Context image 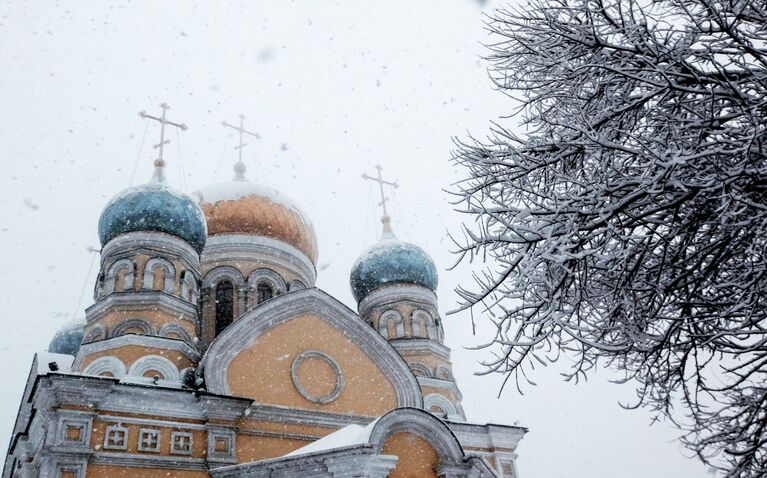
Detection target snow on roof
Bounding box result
[194,180,304,213]
[285,420,379,457]
[35,352,74,375]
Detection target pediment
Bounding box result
[200,288,422,416]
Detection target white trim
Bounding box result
[379,309,404,338]
[201,234,316,286]
[200,288,422,409]
[358,283,437,317]
[128,355,181,382]
[101,231,201,273]
[158,324,193,344]
[103,258,135,295]
[424,393,460,421]
[73,334,200,371]
[203,265,245,288]
[111,318,156,337]
[82,356,126,378]
[86,291,198,325]
[143,257,176,293]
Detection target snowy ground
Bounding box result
[0,2,710,477]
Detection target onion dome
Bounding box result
[350,218,438,303]
[48,320,84,356]
[98,165,207,253]
[194,163,318,263]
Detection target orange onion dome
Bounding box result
[193,179,318,264]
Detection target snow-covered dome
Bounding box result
[194,176,318,263]
[350,225,438,303]
[48,320,84,356]
[98,181,208,254]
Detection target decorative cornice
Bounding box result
[101,231,200,272]
[445,420,527,451]
[244,404,373,428]
[85,291,198,324]
[200,288,422,409]
[201,234,316,286]
[358,283,438,317]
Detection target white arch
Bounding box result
[423,393,460,421]
[103,259,135,295]
[128,355,181,382]
[143,258,176,293]
[159,324,193,344]
[379,310,404,339]
[202,266,244,288]
[111,318,156,337]
[247,268,286,309]
[82,356,127,378]
[412,309,435,339]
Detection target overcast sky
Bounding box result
[0,2,711,477]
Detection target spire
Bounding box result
[362,165,399,240]
[222,114,259,182]
[139,103,188,184]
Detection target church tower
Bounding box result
[73,104,205,386]
[192,116,317,351]
[350,166,465,421]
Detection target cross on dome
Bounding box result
[138,103,188,183]
[222,114,259,181]
[362,164,399,237]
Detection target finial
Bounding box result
[139,103,187,183]
[222,114,259,182]
[362,164,399,239]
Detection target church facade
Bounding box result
[3,110,525,478]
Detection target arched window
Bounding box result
[215,281,234,336]
[257,282,274,304]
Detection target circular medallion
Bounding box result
[290,350,344,404]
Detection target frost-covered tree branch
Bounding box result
[450,0,767,475]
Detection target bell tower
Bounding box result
[351,166,465,421]
[73,103,205,387]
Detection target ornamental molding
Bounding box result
[445,421,527,451]
[85,291,198,324]
[201,234,316,286]
[290,350,345,404]
[244,404,373,428]
[389,338,452,361]
[200,287,422,409]
[73,335,200,371]
[358,283,438,317]
[210,444,394,478]
[101,231,201,272]
[368,408,465,464]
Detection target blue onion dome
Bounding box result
[350,220,438,303]
[48,320,85,356]
[98,180,207,253]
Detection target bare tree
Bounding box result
[450,0,767,475]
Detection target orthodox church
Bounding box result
[3,106,525,478]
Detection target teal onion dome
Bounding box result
[98,182,207,253]
[350,229,438,303]
[48,320,84,356]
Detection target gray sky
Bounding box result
[0,2,710,476]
